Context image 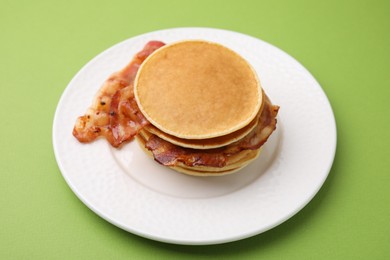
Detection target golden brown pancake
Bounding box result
[134,40,263,139]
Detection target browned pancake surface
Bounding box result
[135,40,262,139]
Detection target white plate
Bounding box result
[53,28,336,245]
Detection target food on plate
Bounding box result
[72,41,165,147]
[73,40,279,176]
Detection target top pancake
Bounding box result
[134,40,263,139]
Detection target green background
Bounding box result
[1,0,389,258]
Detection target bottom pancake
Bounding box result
[171,149,261,176]
[136,131,261,176]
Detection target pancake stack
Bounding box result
[134,40,278,176]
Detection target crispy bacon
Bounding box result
[145,98,279,167]
[223,97,280,154]
[145,136,228,167]
[73,41,165,147]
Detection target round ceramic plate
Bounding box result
[53,28,336,245]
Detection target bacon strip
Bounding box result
[145,98,279,167]
[73,41,165,147]
[145,136,228,167]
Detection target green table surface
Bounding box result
[1,0,389,259]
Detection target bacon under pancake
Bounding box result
[73,41,165,147]
[145,97,279,167]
